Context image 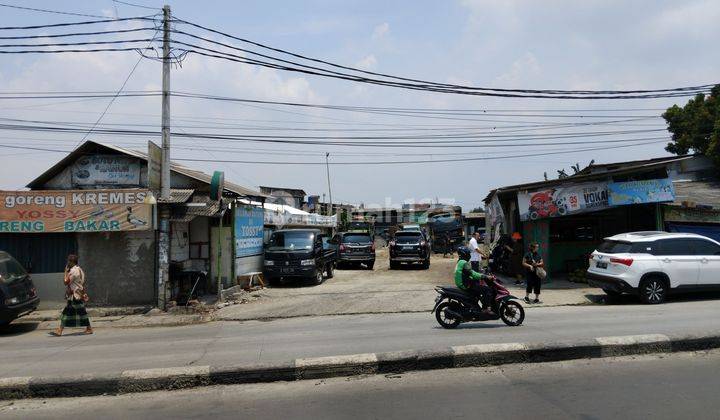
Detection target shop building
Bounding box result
[0,141,267,307]
[484,155,719,277]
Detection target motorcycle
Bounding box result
[432,276,525,329]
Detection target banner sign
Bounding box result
[235,205,264,258]
[0,189,151,233]
[147,142,162,192]
[518,182,609,221]
[608,178,675,206]
[264,211,337,228]
[72,155,141,186]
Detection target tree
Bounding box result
[663,85,720,167]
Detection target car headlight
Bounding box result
[5,297,19,305]
[264,260,274,266]
[300,259,315,266]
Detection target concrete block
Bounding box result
[29,373,121,398]
[295,353,378,380]
[596,334,671,357]
[524,339,602,362]
[0,377,31,400]
[119,366,211,393]
[415,347,454,371]
[452,343,528,367]
[376,350,420,374]
[210,362,296,384]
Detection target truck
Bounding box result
[263,229,337,286]
[426,210,464,254]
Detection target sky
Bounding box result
[0,0,719,210]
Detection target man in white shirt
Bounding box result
[468,231,487,272]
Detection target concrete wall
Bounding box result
[77,230,155,306]
[32,272,66,309]
[171,221,189,262]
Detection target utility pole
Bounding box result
[157,5,171,310]
[325,152,333,217]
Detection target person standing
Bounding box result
[522,242,545,304]
[468,231,486,272]
[52,254,92,336]
[442,231,452,258]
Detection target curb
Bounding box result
[2,332,719,400]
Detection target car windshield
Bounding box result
[596,240,633,254]
[0,253,27,284]
[268,232,314,250]
[342,234,372,244]
[395,233,422,244]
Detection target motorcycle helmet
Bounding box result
[457,246,471,261]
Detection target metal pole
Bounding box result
[160,5,171,200]
[157,5,171,310]
[325,152,333,217]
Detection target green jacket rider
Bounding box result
[455,246,493,311]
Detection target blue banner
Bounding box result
[235,205,264,257]
[608,178,675,206]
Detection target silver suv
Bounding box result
[587,231,720,304]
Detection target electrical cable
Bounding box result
[0,16,155,31]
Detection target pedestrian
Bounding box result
[468,231,486,272]
[522,242,545,304]
[443,231,452,258]
[509,233,524,285]
[51,254,92,336]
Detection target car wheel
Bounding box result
[367,262,374,270]
[422,259,430,269]
[326,263,335,279]
[389,261,399,270]
[314,268,324,285]
[639,277,667,304]
[602,289,622,297]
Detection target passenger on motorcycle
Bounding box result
[455,246,495,314]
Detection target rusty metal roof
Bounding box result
[158,189,194,204]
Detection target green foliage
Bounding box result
[663,85,720,167]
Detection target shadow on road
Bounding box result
[586,291,720,306]
[0,321,39,336]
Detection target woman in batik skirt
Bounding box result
[51,254,92,336]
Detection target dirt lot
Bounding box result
[216,249,599,321]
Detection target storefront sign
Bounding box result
[0,189,151,233]
[235,205,264,257]
[72,155,141,186]
[518,182,609,221]
[608,178,675,206]
[264,211,337,228]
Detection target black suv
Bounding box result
[389,231,431,269]
[0,251,40,326]
[334,232,376,269]
[263,229,337,286]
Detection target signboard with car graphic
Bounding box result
[517,182,609,221]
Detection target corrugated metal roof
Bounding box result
[158,189,194,204]
[26,141,269,199]
[671,180,720,209]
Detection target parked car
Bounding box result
[586,231,720,304]
[0,251,40,326]
[263,229,337,286]
[334,232,376,269]
[389,231,431,269]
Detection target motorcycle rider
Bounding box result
[455,246,495,314]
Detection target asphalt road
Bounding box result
[3,350,719,419]
[2,298,720,378]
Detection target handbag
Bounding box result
[535,266,547,280]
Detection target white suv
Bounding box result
[587,231,720,304]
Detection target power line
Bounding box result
[0,2,107,18]
[0,27,158,40]
[73,30,160,147]
[112,0,160,11]
[170,17,716,98]
[0,16,154,31]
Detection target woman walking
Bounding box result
[522,242,545,304]
[52,254,92,336]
